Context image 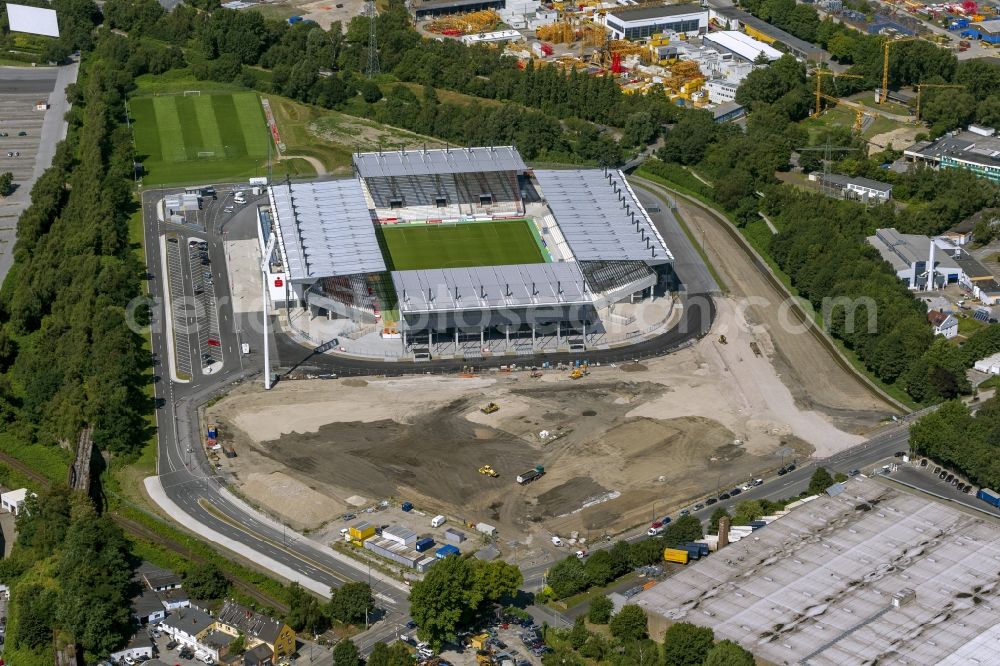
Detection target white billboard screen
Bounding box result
[6,4,60,38]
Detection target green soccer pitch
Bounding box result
[376,219,547,271]
[129,92,273,186]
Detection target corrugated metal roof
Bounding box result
[607,3,705,22]
[353,146,526,179]
[392,262,590,314]
[270,179,385,280]
[534,169,672,263]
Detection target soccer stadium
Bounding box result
[264,146,672,356]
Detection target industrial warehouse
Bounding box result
[632,477,1000,666]
[263,146,672,357]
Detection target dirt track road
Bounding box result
[636,177,899,429]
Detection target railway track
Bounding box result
[0,450,289,614]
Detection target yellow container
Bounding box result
[664,548,690,564]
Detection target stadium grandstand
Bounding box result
[265,146,672,357]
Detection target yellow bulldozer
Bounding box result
[479,465,499,477]
[570,364,589,379]
[481,402,499,414]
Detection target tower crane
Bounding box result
[915,83,967,121]
[813,69,866,118]
[879,37,917,104]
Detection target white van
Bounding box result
[431,515,446,528]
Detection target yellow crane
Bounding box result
[915,83,967,121]
[879,37,917,104]
[815,93,869,133]
[813,69,865,118]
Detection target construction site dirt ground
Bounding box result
[206,293,895,562]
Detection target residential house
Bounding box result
[133,588,167,625]
[243,643,274,666]
[159,606,215,651]
[927,310,958,339]
[215,600,296,660]
[201,629,237,662]
[110,633,155,663]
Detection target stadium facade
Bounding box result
[265,146,672,352]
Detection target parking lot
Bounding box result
[0,95,46,188]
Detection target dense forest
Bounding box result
[910,395,1000,489]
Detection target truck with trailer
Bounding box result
[516,465,545,484]
[663,548,689,564]
[977,488,1000,508]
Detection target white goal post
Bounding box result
[197,151,215,158]
[183,90,202,96]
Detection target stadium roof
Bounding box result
[392,262,590,314]
[534,169,672,264]
[270,180,386,281]
[633,477,1000,666]
[353,146,526,179]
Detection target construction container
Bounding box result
[663,548,689,564]
[287,15,302,24]
[681,544,701,560]
[444,528,466,544]
[436,544,460,559]
[749,520,767,530]
[686,542,709,557]
[415,537,435,552]
[476,522,497,537]
[349,520,376,542]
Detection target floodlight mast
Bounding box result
[261,233,278,390]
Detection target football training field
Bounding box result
[377,219,547,271]
[129,92,273,186]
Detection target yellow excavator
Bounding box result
[481,402,499,414]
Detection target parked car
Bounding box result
[778,467,788,476]
[920,459,928,467]
[705,497,717,506]
[165,640,177,650]
[718,492,731,500]
[693,503,704,510]
[848,469,860,477]
[730,488,742,496]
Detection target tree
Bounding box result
[547,556,589,599]
[367,641,413,666]
[409,555,482,649]
[0,172,13,197]
[472,559,523,603]
[329,582,373,625]
[569,616,589,649]
[609,605,648,643]
[662,622,715,666]
[662,515,704,546]
[333,638,360,666]
[704,640,755,666]
[708,508,730,535]
[733,500,765,524]
[584,549,615,587]
[808,467,835,494]
[183,563,230,599]
[588,595,614,624]
[288,583,331,634]
[229,632,247,656]
[362,80,383,103]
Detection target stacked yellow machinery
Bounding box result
[427,9,501,35]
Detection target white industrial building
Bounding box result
[0,488,30,516]
[702,30,781,63]
[632,477,1000,665]
[975,352,1000,374]
[461,29,522,44]
[601,3,709,40]
[704,79,739,104]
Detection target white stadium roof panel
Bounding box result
[270,180,385,280]
[534,169,672,264]
[6,3,59,37]
[393,262,590,314]
[354,146,527,179]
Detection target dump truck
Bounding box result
[481,402,499,414]
[663,548,689,564]
[517,465,545,484]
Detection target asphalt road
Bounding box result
[140,176,722,652]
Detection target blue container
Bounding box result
[749,520,767,530]
[415,537,435,552]
[287,15,303,23]
[401,501,413,512]
[687,542,709,557]
[435,544,460,559]
[681,544,700,560]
